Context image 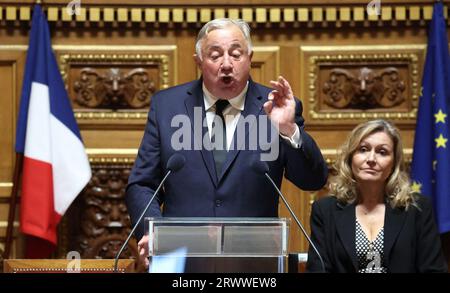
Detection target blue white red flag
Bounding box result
[16,5,91,257]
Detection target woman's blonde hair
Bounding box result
[331,119,416,209]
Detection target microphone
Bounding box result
[114,153,186,272]
[250,159,326,273]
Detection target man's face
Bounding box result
[195,25,252,99]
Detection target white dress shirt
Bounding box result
[202,82,301,151]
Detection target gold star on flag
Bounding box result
[435,134,448,148]
[411,181,422,193]
[435,109,447,124]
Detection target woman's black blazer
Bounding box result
[306,195,447,273]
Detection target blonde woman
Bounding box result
[306,120,447,273]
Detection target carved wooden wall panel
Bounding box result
[322,66,407,110]
[0,48,26,265]
[72,66,156,110]
[249,47,280,86]
[62,161,138,261]
[56,46,176,126]
[300,45,425,124]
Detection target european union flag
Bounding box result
[411,2,450,234]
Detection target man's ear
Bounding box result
[193,54,202,68]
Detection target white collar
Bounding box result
[203,81,248,111]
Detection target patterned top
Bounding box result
[356,220,387,273]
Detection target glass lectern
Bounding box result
[146,217,290,273]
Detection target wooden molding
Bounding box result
[3,259,135,273]
[0,3,448,26]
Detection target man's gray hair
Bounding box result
[195,18,252,60]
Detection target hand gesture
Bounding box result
[263,76,297,137]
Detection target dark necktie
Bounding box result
[212,99,230,177]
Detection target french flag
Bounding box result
[15,5,91,258]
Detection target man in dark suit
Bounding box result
[126,18,328,267]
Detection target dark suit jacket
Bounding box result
[306,195,447,273]
[126,78,328,239]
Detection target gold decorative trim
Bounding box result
[0,221,19,228]
[53,45,177,51]
[19,6,30,21]
[0,45,27,51]
[269,8,281,22]
[0,5,448,25]
[86,149,137,164]
[300,45,426,121]
[89,157,136,164]
[56,45,175,121]
[0,182,13,198]
[300,44,427,52]
[74,111,150,121]
[86,148,137,155]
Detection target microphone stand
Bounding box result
[264,173,326,272]
[113,170,172,273]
